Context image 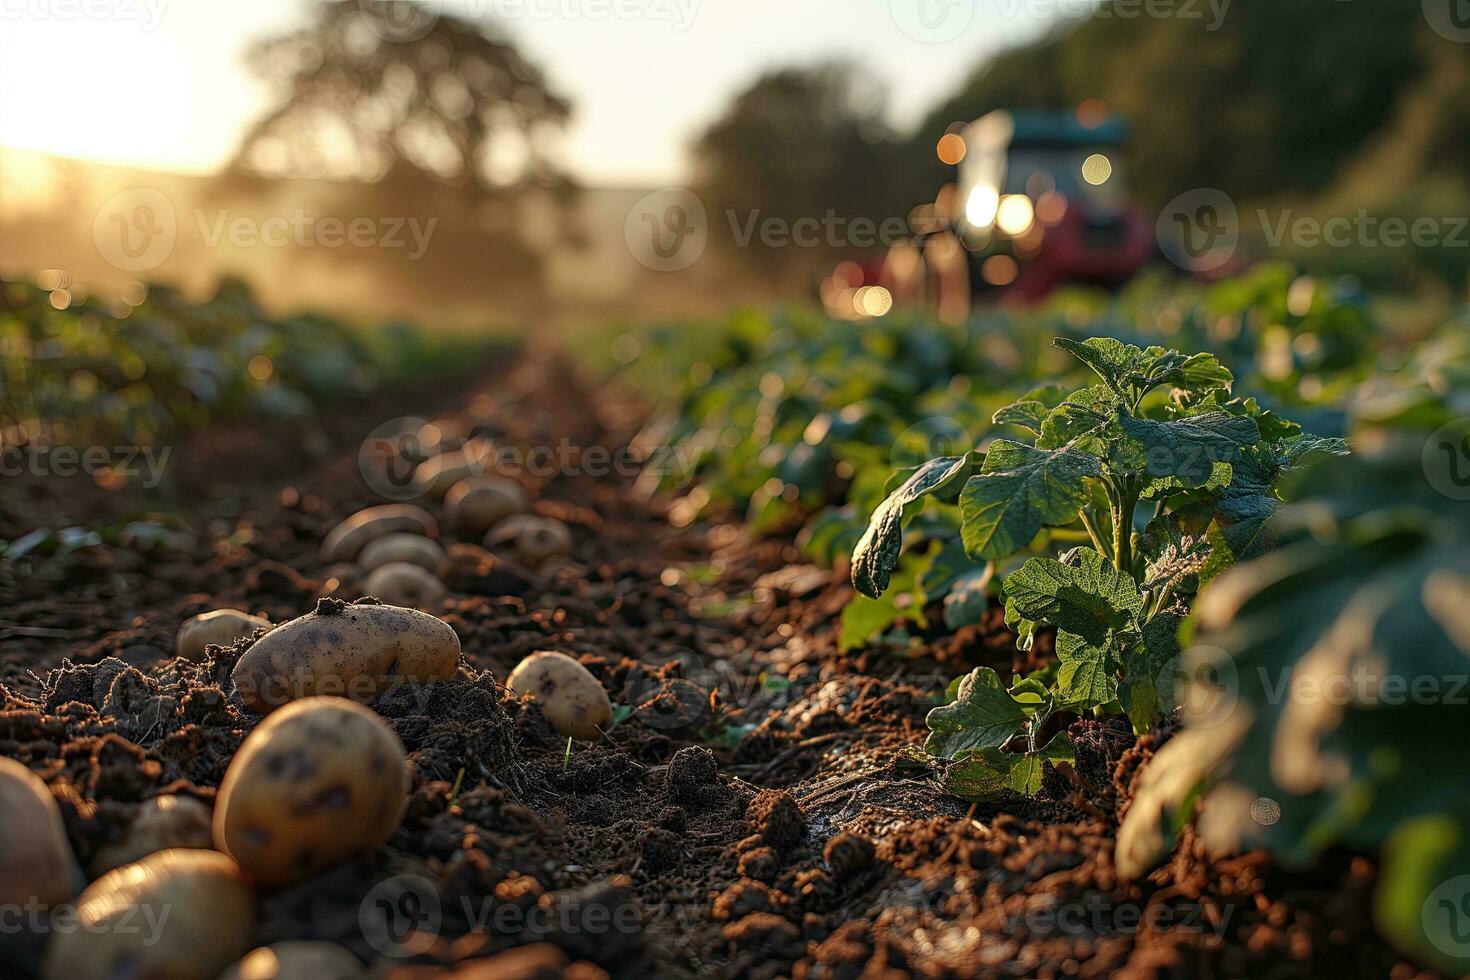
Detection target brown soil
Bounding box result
[0,353,1442,980]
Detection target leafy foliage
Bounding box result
[852,336,1343,799]
[1114,419,1470,973]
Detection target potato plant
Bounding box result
[852,336,1346,799]
[1116,383,1470,973]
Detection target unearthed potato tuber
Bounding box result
[42,849,255,980]
[213,697,409,887]
[444,475,529,535]
[506,651,612,741]
[361,562,448,610]
[176,609,271,662]
[220,941,364,980]
[90,794,214,876]
[231,599,460,713]
[485,515,574,567]
[358,533,445,572]
[319,505,437,564]
[0,757,81,910]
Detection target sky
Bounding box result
[0,0,1070,186]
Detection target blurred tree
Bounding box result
[907,0,1432,208]
[693,62,908,284]
[231,0,572,190]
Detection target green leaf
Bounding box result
[993,385,1066,435]
[958,441,1100,560]
[1002,548,1143,647]
[944,733,1075,800]
[1055,630,1120,709]
[1055,337,1140,398]
[1004,595,1038,652]
[1113,411,1261,487]
[1037,385,1118,454]
[851,453,979,598]
[1140,503,1214,599]
[924,667,1034,759]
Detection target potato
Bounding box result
[90,794,214,875]
[176,609,271,662]
[319,505,437,564]
[213,697,409,887]
[0,757,81,909]
[485,515,574,567]
[231,599,460,713]
[506,651,612,741]
[220,942,363,980]
[361,562,448,610]
[410,443,492,499]
[42,849,255,980]
[359,533,445,572]
[444,475,529,535]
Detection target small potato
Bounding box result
[214,697,409,887]
[176,609,271,662]
[361,562,448,610]
[506,651,612,741]
[410,444,492,500]
[0,757,81,910]
[42,849,255,980]
[359,533,445,572]
[231,599,460,713]
[90,794,214,876]
[485,515,574,567]
[320,505,437,564]
[221,942,363,980]
[444,475,529,536]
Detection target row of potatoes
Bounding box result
[8,594,615,977]
[322,439,577,610]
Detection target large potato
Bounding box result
[410,443,492,500]
[444,475,529,536]
[485,515,574,568]
[42,849,255,980]
[361,562,448,610]
[90,794,214,875]
[0,757,81,909]
[319,505,437,564]
[231,599,460,713]
[359,533,445,572]
[214,697,409,887]
[176,609,271,662]
[506,651,612,741]
[220,942,363,980]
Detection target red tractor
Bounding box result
[823,108,1155,322]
